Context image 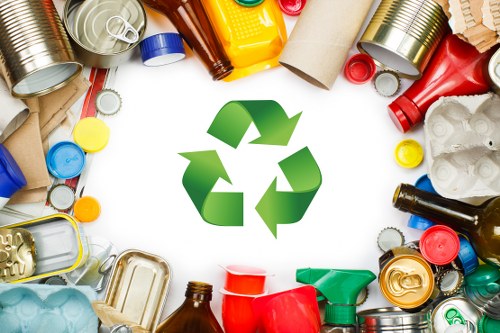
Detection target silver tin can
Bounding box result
[63,0,146,68]
[431,297,481,333]
[488,48,500,94]
[0,0,82,98]
[358,307,431,333]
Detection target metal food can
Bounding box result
[357,0,448,79]
[0,0,82,98]
[488,48,500,94]
[379,245,438,310]
[358,307,432,333]
[465,285,500,320]
[63,0,146,68]
[431,297,481,333]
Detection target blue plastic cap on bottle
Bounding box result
[458,236,479,276]
[140,33,186,67]
[407,215,435,230]
[46,141,86,180]
[0,144,27,198]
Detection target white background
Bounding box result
[70,0,431,322]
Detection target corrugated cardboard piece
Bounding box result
[279,0,375,90]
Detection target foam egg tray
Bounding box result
[425,93,500,199]
[0,284,97,333]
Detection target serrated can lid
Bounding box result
[48,184,75,211]
[377,227,405,252]
[96,89,122,116]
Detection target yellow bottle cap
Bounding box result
[395,139,424,168]
[73,117,110,153]
[74,196,101,223]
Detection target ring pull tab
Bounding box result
[105,16,139,44]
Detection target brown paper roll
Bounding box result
[279,0,375,90]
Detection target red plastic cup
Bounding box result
[344,53,377,84]
[221,289,261,333]
[223,265,267,295]
[420,225,460,266]
[278,0,306,16]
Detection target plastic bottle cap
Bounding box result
[46,141,86,179]
[140,33,186,67]
[344,53,377,84]
[407,215,435,230]
[234,0,264,7]
[96,89,122,116]
[457,236,478,276]
[374,71,401,97]
[465,264,500,287]
[420,225,460,266]
[278,0,306,15]
[74,196,101,223]
[73,117,110,153]
[394,139,424,168]
[377,227,405,252]
[415,174,437,193]
[48,184,75,211]
[479,315,500,333]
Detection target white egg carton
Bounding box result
[425,93,500,199]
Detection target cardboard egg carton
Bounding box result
[435,0,500,52]
[425,93,500,199]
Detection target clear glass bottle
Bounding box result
[155,281,224,333]
[393,183,500,268]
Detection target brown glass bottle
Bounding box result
[155,281,224,333]
[393,183,500,268]
[140,0,233,80]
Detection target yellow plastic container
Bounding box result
[203,0,287,81]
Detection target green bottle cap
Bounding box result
[465,265,500,287]
[234,0,264,6]
[324,303,356,325]
[479,315,500,333]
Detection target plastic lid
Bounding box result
[420,225,460,266]
[465,264,500,287]
[394,139,424,168]
[140,33,186,67]
[388,95,422,133]
[278,0,306,16]
[415,174,438,194]
[74,196,101,223]
[377,227,405,252]
[374,71,400,97]
[0,144,27,197]
[344,53,377,85]
[46,141,86,179]
[325,304,356,325]
[73,118,110,153]
[479,315,500,333]
[457,236,478,276]
[96,89,122,116]
[234,0,264,6]
[48,184,75,211]
[407,215,435,230]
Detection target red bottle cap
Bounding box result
[344,53,376,85]
[420,225,460,266]
[279,0,306,16]
[388,95,422,133]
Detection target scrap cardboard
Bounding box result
[0,79,29,143]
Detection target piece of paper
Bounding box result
[9,187,47,205]
[279,0,375,90]
[0,79,29,143]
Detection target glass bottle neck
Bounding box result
[393,184,481,232]
[184,281,213,303]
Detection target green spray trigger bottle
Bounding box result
[296,268,376,333]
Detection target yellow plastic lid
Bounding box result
[73,117,110,153]
[74,196,101,223]
[395,139,424,168]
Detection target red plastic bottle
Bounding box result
[388,35,494,133]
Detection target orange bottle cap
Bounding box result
[74,196,101,223]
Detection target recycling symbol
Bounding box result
[180,100,322,238]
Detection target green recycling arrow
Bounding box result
[256,147,322,238]
[179,150,243,227]
[207,100,302,148]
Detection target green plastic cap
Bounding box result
[465,265,500,287]
[479,315,500,333]
[325,303,356,325]
[234,0,264,6]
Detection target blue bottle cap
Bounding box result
[46,141,86,179]
[407,215,435,230]
[458,236,479,276]
[140,33,185,67]
[415,174,438,194]
[0,144,27,197]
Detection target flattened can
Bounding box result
[0,0,82,98]
[358,307,431,333]
[0,228,36,282]
[64,0,146,68]
[379,245,438,310]
[431,297,481,333]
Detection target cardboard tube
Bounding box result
[0,79,29,142]
[279,0,374,90]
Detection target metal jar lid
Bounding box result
[358,307,431,332]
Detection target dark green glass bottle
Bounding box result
[155,281,224,333]
[393,183,500,268]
